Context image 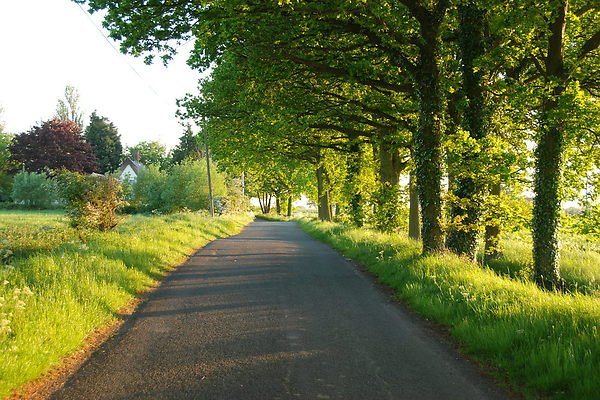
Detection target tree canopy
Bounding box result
[9,119,98,174]
[85,111,123,174]
[77,0,600,290]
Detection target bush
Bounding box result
[57,172,125,231]
[132,160,227,213]
[10,171,58,208]
[132,165,167,212]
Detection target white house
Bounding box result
[118,158,144,182]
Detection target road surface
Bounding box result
[52,221,509,400]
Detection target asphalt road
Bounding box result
[52,221,509,400]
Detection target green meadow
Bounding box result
[0,210,252,398]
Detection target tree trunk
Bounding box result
[484,182,501,261]
[258,194,265,214]
[347,141,364,227]
[446,1,487,261]
[317,165,332,221]
[374,140,405,232]
[532,0,567,290]
[409,171,421,240]
[287,196,292,217]
[414,23,445,253]
[276,197,281,215]
[378,143,401,186]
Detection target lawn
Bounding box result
[0,210,252,398]
[297,219,600,400]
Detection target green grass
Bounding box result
[486,231,600,296]
[297,219,600,400]
[0,210,253,398]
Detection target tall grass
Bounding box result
[486,231,600,296]
[0,211,252,398]
[297,219,600,400]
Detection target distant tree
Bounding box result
[126,140,168,168]
[56,85,84,127]
[9,119,98,174]
[85,111,123,173]
[11,171,58,208]
[0,132,15,202]
[171,124,202,164]
[0,105,5,133]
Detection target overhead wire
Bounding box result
[75,3,161,98]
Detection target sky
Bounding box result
[0,0,208,149]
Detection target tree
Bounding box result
[0,132,15,202]
[56,85,84,127]
[11,171,58,208]
[9,119,98,174]
[0,105,5,133]
[85,111,123,174]
[0,108,15,201]
[125,141,168,168]
[171,124,202,164]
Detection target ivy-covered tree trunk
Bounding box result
[317,165,332,222]
[374,141,405,232]
[347,141,365,227]
[287,196,292,217]
[409,170,420,240]
[484,182,501,261]
[414,23,445,253]
[532,0,567,290]
[446,1,488,261]
[276,197,281,215]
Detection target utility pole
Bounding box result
[203,126,214,217]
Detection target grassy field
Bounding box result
[297,219,600,400]
[487,231,600,296]
[0,210,252,398]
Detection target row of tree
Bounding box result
[81,0,599,290]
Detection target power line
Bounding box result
[75,3,161,97]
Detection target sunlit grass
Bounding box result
[0,210,253,398]
[486,231,600,296]
[297,219,600,400]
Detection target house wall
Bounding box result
[119,165,137,182]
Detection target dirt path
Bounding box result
[52,221,509,399]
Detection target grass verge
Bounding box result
[297,219,600,400]
[0,211,253,398]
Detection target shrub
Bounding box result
[132,160,227,213]
[57,172,125,231]
[132,165,167,212]
[10,171,58,208]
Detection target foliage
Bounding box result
[132,160,226,213]
[171,125,202,164]
[9,119,98,174]
[298,219,600,399]
[161,159,226,213]
[372,183,404,233]
[78,0,600,287]
[131,165,165,212]
[125,141,168,169]
[85,112,123,173]
[10,171,58,209]
[56,172,125,232]
[221,175,249,214]
[0,132,15,202]
[0,210,252,398]
[56,85,84,127]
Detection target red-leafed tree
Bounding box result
[9,119,98,174]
